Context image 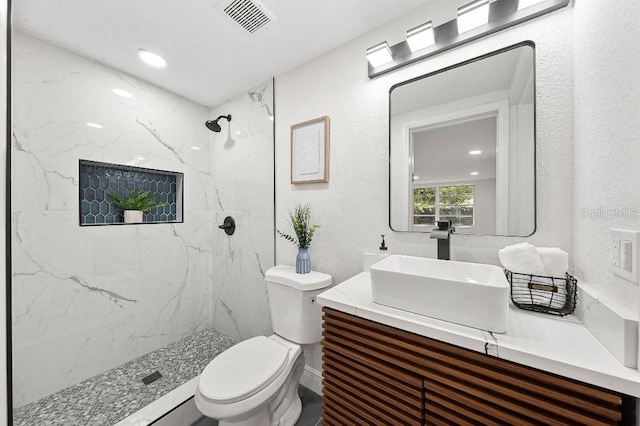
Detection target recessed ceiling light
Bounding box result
[457,0,490,34]
[407,22,435,53]
[366,41,393,67]
[190,146,202,150]
[112,88,133,98]
[86,122,103,129]
[413,175,419,180]
[470,172,479,176]
[469,150,482,155]
[138,49,168,68]
[517,0,546,11]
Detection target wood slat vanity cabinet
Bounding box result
[321,307,636,426]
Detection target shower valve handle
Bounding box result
[218,216,236,236]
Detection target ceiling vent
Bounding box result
[219,0,277,34]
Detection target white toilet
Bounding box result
[195,265,332,426]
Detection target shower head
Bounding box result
[205,114,232,132]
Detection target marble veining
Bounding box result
[248,85,274,119]
[11,31,213,406]
[13,327,234,426]
[12,30,275,411]
[482,331,499,357]
[136,119,186,164]
[209,80,275,343]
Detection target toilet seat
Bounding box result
[198,336,289,404]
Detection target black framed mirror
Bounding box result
[389,41,536,236]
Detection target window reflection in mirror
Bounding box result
[389,42,536,236]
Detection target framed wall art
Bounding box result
[290,116,330,184]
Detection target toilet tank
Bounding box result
[265,265,332,344]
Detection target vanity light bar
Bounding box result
[517,0,547,11]
[366,41,393,67]
[367,0,569,79]
[457,0,490,34]
[407,21,435,53]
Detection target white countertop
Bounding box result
[317,272,640,398]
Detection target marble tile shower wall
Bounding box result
[11,31,214,406]
[210,81,275,342]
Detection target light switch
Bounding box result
[611,229,640,284]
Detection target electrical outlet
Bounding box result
[611,229,640,284]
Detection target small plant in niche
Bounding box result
[108,190,166,224]
[277,203,320,274]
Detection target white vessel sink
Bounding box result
[370,255,509,333]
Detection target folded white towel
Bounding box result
[536,247,569,278]
[500,243,569,310]
[498,242,546,276]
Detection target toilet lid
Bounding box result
[198,336,289,404]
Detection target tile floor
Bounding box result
[191,385,322,426]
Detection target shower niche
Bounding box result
[79,159,184,225]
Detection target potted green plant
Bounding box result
[277,203,320,274]
[108,189,166,224]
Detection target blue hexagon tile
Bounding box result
[79,160,182,225]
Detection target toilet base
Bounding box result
[219,406,269,426]
[211,348,305,426]
[268,353,304,425]
[269,395,301,426]
[217,395,301,426]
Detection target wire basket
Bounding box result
[505,270,577,316]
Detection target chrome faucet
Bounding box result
[430,220,455,260]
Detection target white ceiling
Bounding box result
[13,0,428,107]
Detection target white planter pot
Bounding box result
[124,210,144,224]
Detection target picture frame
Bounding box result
[290,116,330,184]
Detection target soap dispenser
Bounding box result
[379,234,388,252]
[378,234,390,260]
[362,234,391,272]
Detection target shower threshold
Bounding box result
[13,327,234,426]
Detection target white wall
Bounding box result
[275,6,573,284]
[1,0,8,423]
[573,0,640,314]
[11,31,213,406]
[275,4,574,372]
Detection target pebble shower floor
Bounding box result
[13,328,234,426]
